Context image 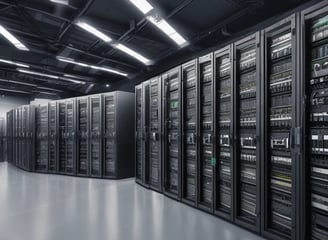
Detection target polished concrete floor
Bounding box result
[0,162,265,240]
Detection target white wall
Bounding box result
[0,95,30,124]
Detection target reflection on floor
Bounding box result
[0,162,265,240]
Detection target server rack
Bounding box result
[18,106,23,169]
[48,101,58,173]
[148,77,162,191]
[262,15,298,240]
[22,105,35,171]
[0,118,4,162]
[135,83,144,183]
[234,33,261,232]
[35,104,49,172]
[214,45,234,221]
[65,98,77,175]
[21,106,28,170]
[6,111,13,163]
[198,53,215,213]
[103,91,135,178]
[134,81,150,185]
[181,59,198,206]
[89,94,102,177]
[58,100,66,174]
[76,96,90,176]
[163,66,182,200]
[13,108,18,166]
[301,2,328,239]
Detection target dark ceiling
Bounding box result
[0,0,314,99]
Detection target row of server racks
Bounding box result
[135,2,328,239]
[6,91,135,179]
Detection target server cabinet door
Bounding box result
[22,106,28,170]
[234,33,261,232]
[103,93,117,178]
[301,3,328,240]
[90,95,102,177]
[148,77,162,191]
[198,53,215,213]
[135,84,143,182]
[262,15,297,240]
[66,99,76,175]
[13,109,18,166]
[214,46,234,220]
[36,104,49,172]
[58,101,66,174]
[163,67,182,200]
[77,97,89,176]
[181,60,198,205]
[6,112,13,164]
[29,106,36,171]
[48,102,58,173]
[143,81,150,186]
[18,107,23,168]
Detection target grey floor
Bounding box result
[0,162,265,240]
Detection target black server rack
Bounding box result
[163,67,182,200]
[301,2,328,240]
[65,98,77,175]
[58,100,66,174]
[134,82,150,185]
[103,91,135,178]
[77,97,90,176]
[135,83,144,183]
[214,45,234,221]
[13,108,18,166]
[262,15,298,240]
[35,104,49,172]
[198,53,215,213]
[234,33,261,232]
[181,59,198,206]
[148,77,162,191]
[18,107,23,168]
[0,118,4,162]
[89,94,102,177]
[22,105,35,171]
[48,101,58,173]
[6,111,13,163]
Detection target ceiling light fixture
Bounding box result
[128,0,188,47]
[147,15,188,47]
[115,44,151,65]
[18,69,59,79]
[76,21,112,42]
[0,88,31,94]
[0,79,36,87]
[37,87,64,93]
[57,56,128,77]
[0,25,29,51]
[129,0,154,14]
[75,21,151,65]
[0,59,30,68]
[17,69,86,85]
[49,0,69,6]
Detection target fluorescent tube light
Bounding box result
[0,88,31,94]
[18,69,59,79]
[129,0,153,14]
[0,79,36,87]
[37,87,64,92]
[75,21,151,65]
[57,56,128,77]
[36,91,58,95]
[147,16,188,46]
[17,68,86,84]
[0,59,30,68]
[0,25,29,51]
[76,21,112,42]
[115,44,151,65]
[50,0,69,5]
